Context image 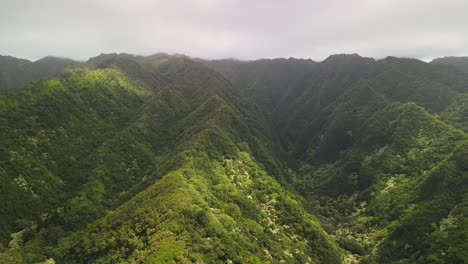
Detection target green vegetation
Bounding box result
[0,55,78,94]
[205,54,468,263]
[0,55,340,263]
[1,53,467,263]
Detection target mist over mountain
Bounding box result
[0,52,467,264]
[431,56,468,73]
[0,55,79,94]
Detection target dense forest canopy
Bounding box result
[0,53,467,264]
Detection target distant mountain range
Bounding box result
[0,53,466,263]
[431,56,468,73]
[0,55,80,94]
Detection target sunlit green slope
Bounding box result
[0,55,341,263]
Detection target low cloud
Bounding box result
[1,0,467,61]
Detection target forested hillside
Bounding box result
[0,54,340,263]
[0,55,78,94]
[204,54,468,263]
[432,56,468,73]
[0,53,467,263]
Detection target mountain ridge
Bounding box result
[0,52,467,263]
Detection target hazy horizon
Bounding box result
[3,51,467,64]
[1,0,468,62]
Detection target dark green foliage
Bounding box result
[205,54,468,263]
[0,68,150,240]
[0,55,78,94]
[1,53,468,263]
[0,55,342,263]
[431,56,468,73]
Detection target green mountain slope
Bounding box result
[1,53,467,263]
[0,55,78,94]
[205,54,468,263]
[0,55,341,263]
[431,56,468,73]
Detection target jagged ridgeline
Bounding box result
[0,53,467,264]
[0,55,341,263]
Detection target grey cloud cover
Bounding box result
[1,0,467,61]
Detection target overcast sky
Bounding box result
[1,0,467,61]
